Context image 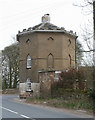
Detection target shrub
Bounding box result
[51,68,86,96]
[88,88,95,99]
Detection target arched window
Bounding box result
[47,53,54,68]
[68,39,71,47]
[27,55,31,68]
[69,54,71,67]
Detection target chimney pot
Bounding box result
[42,14,50,23]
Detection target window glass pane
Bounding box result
[26,78,31,91]
[27,55,31,68]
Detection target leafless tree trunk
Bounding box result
[74,0,94,66]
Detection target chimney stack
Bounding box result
[42,14,50,23]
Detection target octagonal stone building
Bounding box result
[17,14,77,97]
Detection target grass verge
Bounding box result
[26,95,94,113]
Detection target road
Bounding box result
[1,95,94,119]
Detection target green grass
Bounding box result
[26,95,94,113]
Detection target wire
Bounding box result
[0,3,60,30]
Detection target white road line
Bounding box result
[21,114,30,118]
[1,106,18,114]
[0,106,30,118]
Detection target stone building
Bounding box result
[17,14,77,97]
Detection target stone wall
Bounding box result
[19,33,38,83]
[38,71,55,98]
[19,83,40,98]
[18,31,76,84]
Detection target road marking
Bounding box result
[0,106,30,118]
[21,114,30,118]
[1,106,18,114]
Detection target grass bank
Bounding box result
[26,93,94,113]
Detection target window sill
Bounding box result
[26,68,31,69]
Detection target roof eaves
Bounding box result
[17,30,77,38]
[17,30,65,36]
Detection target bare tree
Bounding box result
[73,0,93,14]
[2,43,19,89]
[74,0,94,66]
[72,1,95,94]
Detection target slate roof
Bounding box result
[32,22,61,30]
[18,22,77,38]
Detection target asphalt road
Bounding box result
[1,95,94,119]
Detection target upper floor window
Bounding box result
[26,39,30,43]
[69,54,71,67]
[27,55,31,68]
[47,53,54,68]
[68,39,71,47]
[48,37,54,40]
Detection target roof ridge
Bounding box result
[38,22,46,29]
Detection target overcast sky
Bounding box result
[0,0,92,51]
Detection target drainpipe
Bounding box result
[75,36,78,70]
[93,0,95,66]
[92,0,95,117]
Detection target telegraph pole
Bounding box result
[93,0,95,66]
[93,0,95,117]
[93,0,95,86]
